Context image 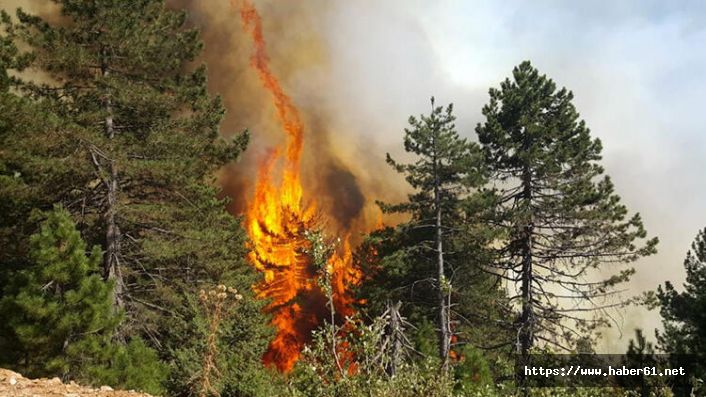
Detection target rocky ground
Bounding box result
[0,369,154,397]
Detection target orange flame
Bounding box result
[236,0,362,372]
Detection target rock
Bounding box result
[0,367,155,396]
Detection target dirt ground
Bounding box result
[0,369,155,397]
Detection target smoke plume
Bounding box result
[169,0,410,239]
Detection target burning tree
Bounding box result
[237,0,361,372]
[475,61,658,361]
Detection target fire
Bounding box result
[235,0,362,372]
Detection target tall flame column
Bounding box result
[236,0,361,372]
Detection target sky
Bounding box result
[314,0,706,351]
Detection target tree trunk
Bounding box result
[101,58,124,310]
[105,159,123,309]
[517,163,534,390]
[385,301,403,377]
[433,146,451,372]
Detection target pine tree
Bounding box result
[0,205,114,377]
[0,209,100,369]
[653,228,706,385]
[0,206,167,393]
[619,330,668,396]
[88,337,168,395]
[0,10,58,289]
[11,0,249,311]
[369,98,504,372]
[475,61,658,361]
[1,2,271,393]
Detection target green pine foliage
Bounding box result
[0,208,111,376]
[0,12,63,292]
[9,0,250,318]
[290,325,634,397]
[87,338,168,395]
[0,205,115,378]
[453,345,494,393]
[655,228,706,358]
[475,61,658,355]
[653,228,706,387]
[0,206,166,395]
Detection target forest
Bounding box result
[1,1,705,396]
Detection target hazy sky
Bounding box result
[314,0,706,351]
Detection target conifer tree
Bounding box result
[0,206,167,394]
[370,98,503,372]
[11,0,249,311]
[475,61,658,360]
[1,2,270,393]
[0,10,55,287]
[653,228,706,384]
[0,206,115,377]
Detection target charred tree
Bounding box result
[384,300,409,377]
